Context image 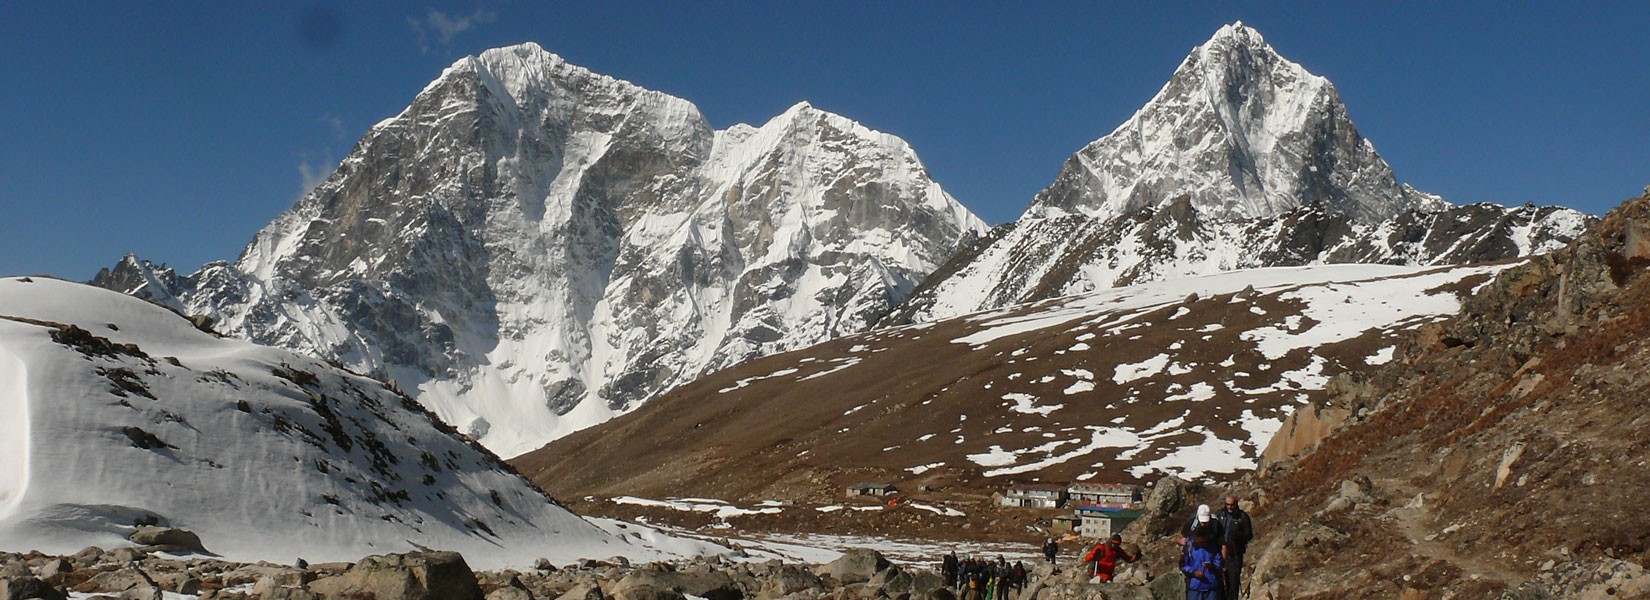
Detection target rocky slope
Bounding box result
[94,44,984,457]
[0,276,722,568]
[514,263,1510,522]
[894,23,1589,323]
[1234,188,1650,598]
[0,547,951,600]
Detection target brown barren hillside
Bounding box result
[1240,189,1650,598]
[513,262,1511,535]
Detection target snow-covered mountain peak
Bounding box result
[102,44,985,458]
[894,24,1589,324]
[1204,20,1266,48]
[1024,23,1437,225]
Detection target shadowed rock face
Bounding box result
[90,43,984,457]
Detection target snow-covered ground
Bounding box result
[0,277,726,569]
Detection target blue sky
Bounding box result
[3,2,1647,279]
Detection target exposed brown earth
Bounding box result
[515,263,1500,540]
[1234,190,1650,598]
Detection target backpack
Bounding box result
[1081,544,1100,563]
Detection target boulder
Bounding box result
[759,566,823,599]
[307,551,483,600]
[32,559,72,584]
[609,571,687,600]
[105,548,145,564]
[865,565,912,595]
[1146,572,1185,600]
[486,588,533,600]
[128,527,207,554]
[71,548,105,568]
[906,570,944,596]
[0,576,67,600]
[556,583,605,600]
[818,550,892,585]
[1246,522,1350,599]
[220,566,310,588]
[1124,476,1198,540]
[151,572,200,594]
[73,567,158,595]
[0,565,27,580]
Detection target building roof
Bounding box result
[1077,507,1143,518]
[1069,482,1141,494]
[849,482,893,489]
[1007,483,1069,492]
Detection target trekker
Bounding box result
[1042,537,1059,564]
[1084,534,1139,582]
[1182,504,1226,546]
[964,563,984,600]
[1217,496,1254,600]
[942,551,960,590]
[1012,561,1028,598]
[1181,526,1224,600]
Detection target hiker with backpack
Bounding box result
[1042,537,1059,564]
[1181,525,1225,600]
[942,551,960,590]
[1082,534,1139,582]
[1217,496,1254,600]
[1181,504,1226,549]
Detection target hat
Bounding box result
[1196,504,1212,523]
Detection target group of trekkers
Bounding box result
[940,553,1030,600]
[1176,496,1254,600]
[1039,495,1255,599]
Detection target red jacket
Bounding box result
[1084,543,1136,576]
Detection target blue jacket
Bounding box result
[1181,543,1223,592]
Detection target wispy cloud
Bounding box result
[408,6,497,53]
[318,114,347,141]
[297,152,335,200]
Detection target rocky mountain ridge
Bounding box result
[895,23,1590,323]
[94,43,984,457]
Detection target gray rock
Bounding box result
[487,588,534,600]
[555,583,605,600]
[105,548,145,564]
[71,547,105,567]
[32,559,71,583]
[74,567,158,595]
[128,527,206,554]
[819,550,892,586]
[0,576,68,600]
[307,551,482,600]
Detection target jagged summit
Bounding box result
[95,44,985,458]
[895,23,1589,323]
[1026,22,1441,224]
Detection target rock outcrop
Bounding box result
[1244,188,1650,596]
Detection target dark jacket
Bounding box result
[1042,541,1058,558]
[1218,507,1254,555]
[1180,543,1223,592]
[1182,516,1225,543]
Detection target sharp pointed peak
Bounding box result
[1206,21,1267,47]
